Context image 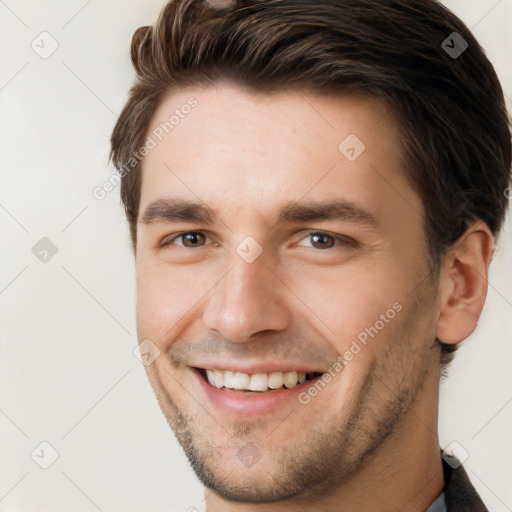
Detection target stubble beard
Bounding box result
[143,275,439,504]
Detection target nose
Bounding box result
[202,252,291,343]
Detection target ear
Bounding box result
[436,221,494,345]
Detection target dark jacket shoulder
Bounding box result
[443,457,488,512]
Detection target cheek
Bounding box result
[135,263,207,346]
[287,259,408,348]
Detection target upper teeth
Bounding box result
[205,369,307,391]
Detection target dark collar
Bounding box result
[442,457,488,511]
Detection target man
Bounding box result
[110,0,511,510]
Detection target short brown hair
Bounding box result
[111,0,511,369]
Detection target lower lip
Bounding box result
[192,368,322,416]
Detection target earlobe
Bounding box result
[436,221,494,345]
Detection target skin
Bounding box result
[134,82,493,511]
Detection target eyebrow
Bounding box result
[140,197,381,231]
[140,198,216,225]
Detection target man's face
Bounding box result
[135,83,440,502]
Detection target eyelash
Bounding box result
[160,231,358,250]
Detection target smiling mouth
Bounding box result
[195,368,323,394]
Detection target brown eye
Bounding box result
[297,231,358,250]
[308,232,335,249]
[163,232,207,248]
[179,232,206,247]
[297,232,336,249]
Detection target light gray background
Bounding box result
[0,1,511,510]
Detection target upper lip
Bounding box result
[191,361,326,374]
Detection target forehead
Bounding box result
[138,82,422,229]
